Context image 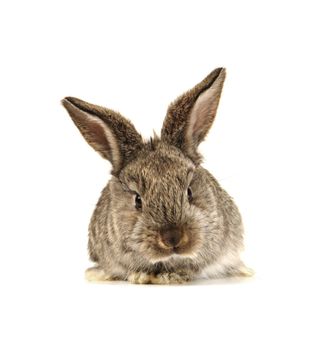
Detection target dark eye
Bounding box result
[135,193,142,210]
[187,187,193,202]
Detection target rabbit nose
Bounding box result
[160,226,183,248]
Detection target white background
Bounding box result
[1,1,329,349]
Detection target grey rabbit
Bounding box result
[62,68,253,284]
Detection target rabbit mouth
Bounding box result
[157,230,190,250]
[148,248,199,264]
[149,230,200,262]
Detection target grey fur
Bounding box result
[62,68,252,284]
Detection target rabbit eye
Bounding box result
[135,193,142,210]
[187,187,193,202]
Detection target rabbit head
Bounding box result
[62,68,226,266]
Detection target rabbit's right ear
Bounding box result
[62,97,143,175]
[161,68,226,164]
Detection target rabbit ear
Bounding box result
[62,97,143,175]
[161,68,226,163]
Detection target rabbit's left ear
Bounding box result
[161,68,226,163]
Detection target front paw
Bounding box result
[85,266,117,282]
[151,272,191,284]
[127,271,191,285]
[127,272,154,284]
[226,265,255,278]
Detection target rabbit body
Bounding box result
[62,68,251,284]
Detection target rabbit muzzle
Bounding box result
[158,225,189,250]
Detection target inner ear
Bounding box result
[62,98,121,169]
[161,68,226,164]
[186,87,219,146]
[186,72,225,148]
[84,116,121,167]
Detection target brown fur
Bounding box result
[62,68,252,284]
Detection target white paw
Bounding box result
[85,266,113,282]
[127,272,153,284]
[150,272,191,284]
[127,271,191,284]
[227,265,255,278]
[237,266,255,277]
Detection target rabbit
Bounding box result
[62,68,253,284]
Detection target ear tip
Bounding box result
[61,97,70,109]
[215,67,226,77]
[62,96,77,105]
[204,68,226,86]
[61,97,85,112]
[61,97,84,116]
